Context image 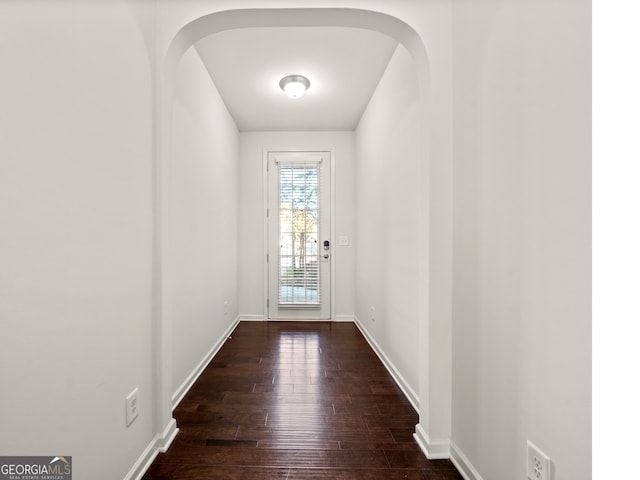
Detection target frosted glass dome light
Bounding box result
[279,74,311,99]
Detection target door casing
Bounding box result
[263,147,336,320]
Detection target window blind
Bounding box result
[277,162,321,307]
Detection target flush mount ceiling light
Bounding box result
[279,74,311,99]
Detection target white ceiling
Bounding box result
[195,27,398,132]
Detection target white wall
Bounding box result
[8,3,594,479]
[0,1,156,479]
[168,46,239,396]
[354,44,421,399]
[238,131,356,319]
[451,1,591,479]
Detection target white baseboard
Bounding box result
[450,442,484,480]
[238,314,355,322]
[158,418,179,453]
[123,418,178,480]
[268,317,331,322]
[353,317,465,478]
[353,316,419,412]
[413,423,450,459]
[127,316,240,480]
[171,316,240,410]
[238,314,264,321]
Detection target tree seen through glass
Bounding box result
[279,166,320,304]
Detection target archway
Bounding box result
[152,7,451,460]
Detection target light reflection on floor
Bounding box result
[268,329,325,448]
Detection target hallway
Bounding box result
[142,322,461,479]
[0,2,591,479]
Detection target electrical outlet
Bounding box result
[126,388,139,427]
[224,300,228,315]
[527,441,551,480]
[371,306,376,321]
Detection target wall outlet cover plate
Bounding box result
[126,388,139,427]
[527,441,551,480]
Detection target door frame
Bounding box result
[263,147,336,320]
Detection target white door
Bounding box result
[267,151,331,319]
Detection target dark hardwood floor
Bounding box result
[142,321,462,479]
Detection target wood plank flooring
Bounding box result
[142,321,462,480]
